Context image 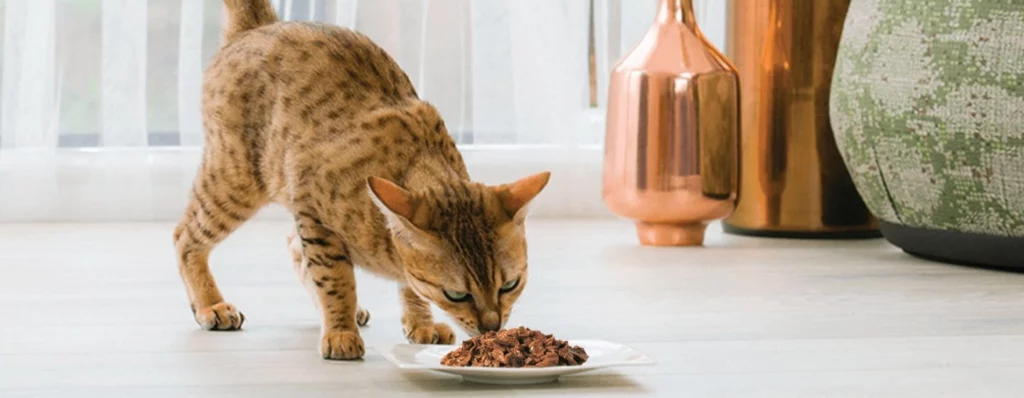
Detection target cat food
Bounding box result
[439,326,588,368]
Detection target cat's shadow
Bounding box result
[392,370,650,393]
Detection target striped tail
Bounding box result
[222,0,278,43]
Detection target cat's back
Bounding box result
[200,20,449,204]
[213,22,417,105]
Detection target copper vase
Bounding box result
[602,0,739,246]
[722,0,880,238]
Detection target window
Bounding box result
[0,0,725,149]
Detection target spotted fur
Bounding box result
[173,0,550,360]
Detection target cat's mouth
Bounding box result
[445,316,485,337]
[452,317,511,337]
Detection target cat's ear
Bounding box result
[367,176,418,221]
[366,177,433,245]
[496,171,551,221]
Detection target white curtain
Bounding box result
[0,0,725,150]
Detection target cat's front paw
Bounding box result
[404,322,456,345]
[194,302,245,331]
[320,330,365,360]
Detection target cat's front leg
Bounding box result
[293,211,364,360]
[287,228,371,327]
[400,286,456,344]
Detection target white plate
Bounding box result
[380,339,656,385]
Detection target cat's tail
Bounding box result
[222,0,278,43]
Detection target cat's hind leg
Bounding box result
[173,158,265,331]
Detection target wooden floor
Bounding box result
[2,219,1023,397]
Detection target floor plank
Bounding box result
[1,220,1023,397]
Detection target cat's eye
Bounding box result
[443,289,471,302]
[499,278,520,293]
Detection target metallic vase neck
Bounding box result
[657,0,698,28]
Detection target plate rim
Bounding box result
[377,339,657,372]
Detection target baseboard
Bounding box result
[0,146,613,222]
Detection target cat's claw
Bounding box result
[320,330,365,360]
[356,307,371,327]
[194,302,245,331]
[404,322,456,345]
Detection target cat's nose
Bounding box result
[478,311,500,333]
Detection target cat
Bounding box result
[172,0,550,360]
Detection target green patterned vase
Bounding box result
[830,0,1024,269]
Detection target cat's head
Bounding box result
[366,172,550,336]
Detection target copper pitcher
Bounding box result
[602,0,739,246]
[722,0,879,238]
